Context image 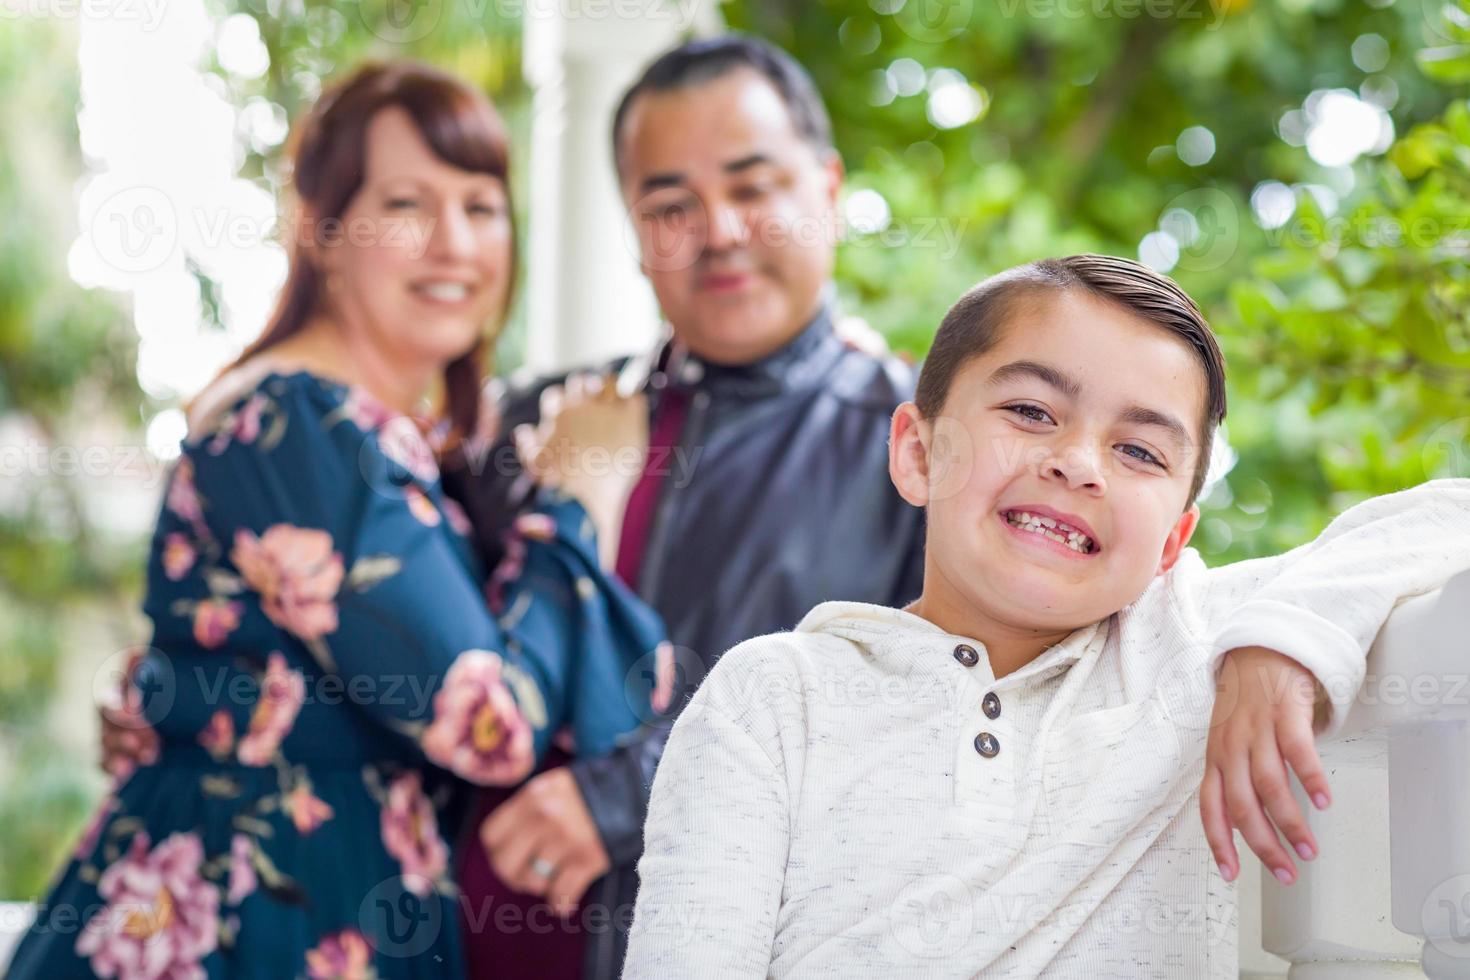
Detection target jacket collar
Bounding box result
[619,302,845,401]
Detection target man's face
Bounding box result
[617,68,843,366]
[892,290,1207,636]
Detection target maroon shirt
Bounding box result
[459,387,690,979]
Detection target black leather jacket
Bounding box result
[443,306,926,978]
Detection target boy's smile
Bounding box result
[892,288,1209,675]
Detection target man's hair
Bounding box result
[914,255,1228,505]
[611,34,834,179]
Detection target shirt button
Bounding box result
[953,644,979,668]
[974,732,1000,758]
[982,692,1001,720]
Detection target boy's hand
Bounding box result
[1200,645,1332,887]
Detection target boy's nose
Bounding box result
[1041,445,1107,493]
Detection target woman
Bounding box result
[7,61,662,979]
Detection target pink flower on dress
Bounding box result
[421,651,532,785]
[207,392,268,455]
[236,653,305,766]
[378,416,439,485]
[226,834,257,905]
[340,388,395,433]
[230,524,344,640]
[285,782,335,836]
[379,771,448,894]
[192,599,243,650]
[341,389,439,484]
[162,533,196,581]
[304,928,375,980]
[404,485,440,527]
[166,457,204,527]
[197,710,235,761]
[75,832,220,979]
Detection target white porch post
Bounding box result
[520,0,720,374]
[1260,570,1470,979]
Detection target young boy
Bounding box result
[622,255,1470,978]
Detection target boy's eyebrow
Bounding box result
[1120,404,1192,450]
[989,360,1193,450]
[987,360,1082,399]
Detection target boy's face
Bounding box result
[891,289,1205,635]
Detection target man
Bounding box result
[445,35,927,978]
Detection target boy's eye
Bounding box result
[1118,443,1164,467]
[386,198,419,210]
[469,202,501,217]
[1005,403,1054,424]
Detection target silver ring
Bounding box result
[530,857,556,878]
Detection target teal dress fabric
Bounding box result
[6,370,666,980]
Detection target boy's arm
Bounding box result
[623,647,794,979]
[1197,478,1470,735]
[1191,479,1470,890]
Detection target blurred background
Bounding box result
[0,0,1467,907]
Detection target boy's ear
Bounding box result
[1156,503,1200,575]
[889,402,932,507]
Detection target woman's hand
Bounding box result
[514,374,647,567]
[1200,645,1332,888]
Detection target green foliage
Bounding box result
[0,18,143,901]
[730,0,1469,560]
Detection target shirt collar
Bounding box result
[799,600,1109,687]
[618,302,844,400]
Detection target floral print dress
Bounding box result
[6,370,668,980]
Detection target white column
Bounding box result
[1260,571,1470,979]
[520,0,721,374]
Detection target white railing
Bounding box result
[1247,568,1470,978]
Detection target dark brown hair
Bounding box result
[915,255,1228,504]
[233,60,517,452]
[611,34,834,180]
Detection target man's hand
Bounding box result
[480,767,610,918]
[1201,645,1333,886]
[98,651,160,781]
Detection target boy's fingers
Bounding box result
[1250,740,1316,864]
[1199,764,1237,879]
[1224,755,1296,884]
[1278,715,1331,811]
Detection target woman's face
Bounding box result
[315,106,512,369]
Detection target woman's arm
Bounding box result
[161,375,661,784]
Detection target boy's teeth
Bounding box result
[1005,511,1094,554]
